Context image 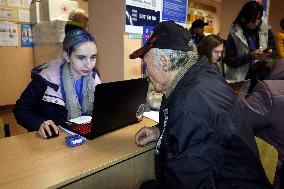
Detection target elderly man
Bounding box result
[130,21,270,189]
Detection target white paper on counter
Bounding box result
[69,116,92,124]
[143,111,159,123]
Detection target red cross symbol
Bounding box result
[61,4,69,13]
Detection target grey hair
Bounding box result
[153,43,198,71]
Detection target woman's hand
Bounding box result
[135,126,160,146]
[251,49,266,60]
[263,48,272,56]
[38,120,59,139]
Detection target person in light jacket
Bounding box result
[224,1,276,82]
[275,18,284,58]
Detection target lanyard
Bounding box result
[247,36,257,51]
[60,64,66,103]
[75,78,84,106]
[60,65,84,107]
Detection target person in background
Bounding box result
[224,1,276,82]
[275,18,284,58]
[65,8,88,34]
[197,34,224,75]
[188,19,208,45]
[130,20,270,189]
[13,30,101,139]
[241,59,284,188]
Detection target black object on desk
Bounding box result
[44,125,59,139]
[61,78,149,140]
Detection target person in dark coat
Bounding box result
[241,59,284,188]
[243,59,284,158]
[188,19,208,45]
[13,30,101,139]
[130,20,271,189]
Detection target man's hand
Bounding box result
[135,126,160,146]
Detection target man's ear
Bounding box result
[63,51,70,62]
[160,55,171,71]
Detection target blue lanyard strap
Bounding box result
[60,65,84,107]
[60,64,66,103]
[75,78,84,106]
[247,37,257,51]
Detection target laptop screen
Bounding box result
[61,78,149,140]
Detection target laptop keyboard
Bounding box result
[72,122,92,135]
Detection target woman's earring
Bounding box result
[63,52,70,63]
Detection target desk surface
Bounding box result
[0,118,156,189]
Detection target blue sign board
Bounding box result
[162,0,187,23]
[141,25,155,77]
[21,24,32,47]
[126,5,160,27]
[143,26,154,35]
[142,26,154,44]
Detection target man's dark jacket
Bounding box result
[151,57,271,189]
[188,28,204,45]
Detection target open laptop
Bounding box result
[61,78,149,140]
